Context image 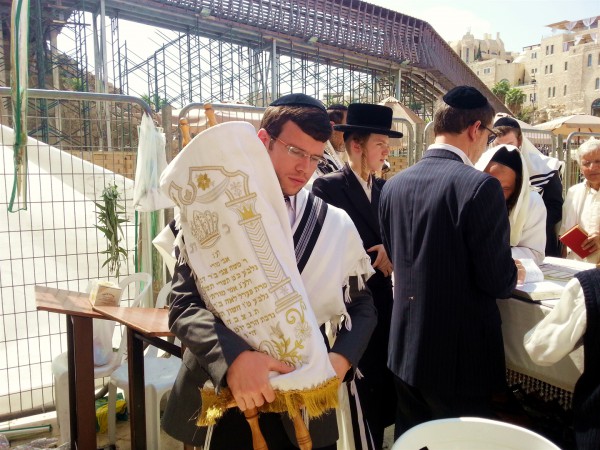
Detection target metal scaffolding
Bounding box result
[0,0,508,124]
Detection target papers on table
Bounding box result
[512,257,596,302]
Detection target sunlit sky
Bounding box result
[369,0,598,52]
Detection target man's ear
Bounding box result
[257,128,270,148]
[467,121,481,142]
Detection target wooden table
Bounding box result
[92,305,180,450]
[35,286,104,450]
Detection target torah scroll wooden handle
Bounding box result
[244,407,268,450]
[204,104,218,127]
[292,411,313,450]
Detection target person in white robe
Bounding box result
[476,144,547,265]
[491,115,564,257]
[559,138,600,265]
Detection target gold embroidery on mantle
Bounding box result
[167,166,310,354]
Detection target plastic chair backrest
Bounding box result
[155,282,172,309]
[113,272,153,360]
[118,272,153,308]
[391,417,561,450]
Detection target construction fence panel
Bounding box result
[0,88,151,421]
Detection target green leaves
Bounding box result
[95,183,128,278]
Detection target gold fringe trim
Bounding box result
[197,377,340,426]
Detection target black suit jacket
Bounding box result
[312,164,390,290]
[379,148,518,398]
[161,242,376,448]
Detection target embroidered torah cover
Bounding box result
[160,121,340,425]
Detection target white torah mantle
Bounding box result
[160,121,340,425]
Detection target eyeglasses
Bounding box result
[483,126,498,146]
[269,135,327,165]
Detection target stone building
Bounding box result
[451,16,600,121]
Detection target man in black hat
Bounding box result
[162,93,377,449]
[313,103,402,449]
[379,86,519,437]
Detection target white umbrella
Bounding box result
[533,114,600,135]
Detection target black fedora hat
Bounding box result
[333,103,403,138]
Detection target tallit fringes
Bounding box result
[203,424,214,450]
[197,377,340,426]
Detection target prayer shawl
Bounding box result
[159,121,373,425]
[476,145,534,249]
[521,137,564,193]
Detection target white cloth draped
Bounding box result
[560,181,600,264]
[476,145,547,263]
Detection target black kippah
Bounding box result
[269,93,327,112]
[494,116,521,130]
[442,86,488,109]
[490,146,522,175]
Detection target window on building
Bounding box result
[596,78,600,90]
[598,53,600,65]
[483,67,491,74]
[550,44,554,54]
[552,87,556,97]
[564,85,567,95]
[545,45,549,55]
[588,54,593,67]
[466,48,470,63]
[550,64,553,73]
[564,61,568,70]
[531,52,537,59]
[548,87,551,97]
[545,65,548,74]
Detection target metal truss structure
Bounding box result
[0,0,508,122]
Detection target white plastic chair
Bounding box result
[107,282,181,450]
[52,272,153,444]
[391,417,561,450]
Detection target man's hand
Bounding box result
[582,231,599,255]
[514,259,526,285]
[328,352,351,383]
[367,244,393,277]
[226,350,294,411]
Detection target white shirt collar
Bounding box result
[350,167,372,201]
[428,143,474,166]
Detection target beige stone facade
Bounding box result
[451,17,600,121]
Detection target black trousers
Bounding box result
[393,375,498,439]
[205,409,336,450]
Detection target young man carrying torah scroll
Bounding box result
[160,94,377,449]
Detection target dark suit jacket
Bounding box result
[312,164,391,293]
[161,250,376,448]
[312,164,396,431]
[379,148,518,398]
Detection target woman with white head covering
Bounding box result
[476,144,547,264]
[559,138,600,264]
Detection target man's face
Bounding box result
[486,162,517,200]
[580,148,600,189]
[329,112,347,151]
[364,134,390,173]
[493,130,520,148]
[475,122,496,162]
[258,120,326,196]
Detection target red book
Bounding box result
[559,224,594,259]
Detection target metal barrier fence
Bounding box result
[177,104,416,177]
[0,88,151,421]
